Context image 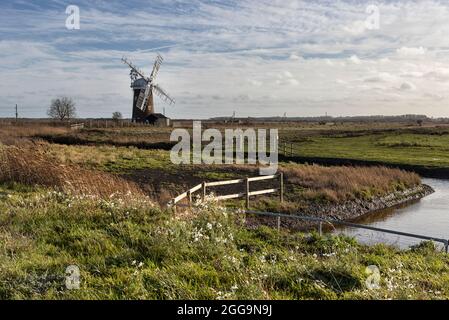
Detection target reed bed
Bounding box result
[281,164,421,202]
[0,143,148,201]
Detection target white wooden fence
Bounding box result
[170,173,284,211]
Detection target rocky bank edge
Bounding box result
[246,184,434,230]
[306,183,435,221]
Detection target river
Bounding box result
[335,178,449,249]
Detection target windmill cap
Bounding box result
[131,78,149,89]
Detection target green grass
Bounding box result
[37,142,422,207]
[0,184,448,300]
[37,124,449,170]
[286,132,449,168]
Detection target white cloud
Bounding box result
[289,53,302,61]
[3,1,449,118]
[364,72,398,83]
[247,79,263,87]
[275,70,299,86]
[396,46,428,57]
[342,20,368,36]
[349,55,361,64]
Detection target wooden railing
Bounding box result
[279,140,306,157]
[170,173,284,211]
[70,123,85,130]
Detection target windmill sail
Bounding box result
[122,57,149,81]
[122,54,175,122]
[135,87,149,111]
[150,54,163,81]
[153,84,175,105]
[141,85,152,110]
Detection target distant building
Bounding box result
[145,113,170,127]
[122,55,175,123]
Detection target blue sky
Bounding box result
[2,0,449,118]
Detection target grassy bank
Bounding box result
[4,122,449,170]
[281,129,449,169]
[0,184,448,300]
[0,142,422,210]
[0,124,444,300]
[19,123,449,171]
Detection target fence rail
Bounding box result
[70,123,85,130]
[280,140,302,157]
[170,173,284,210]
[245,210,449,253]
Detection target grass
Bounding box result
[282,130,449,169]
[44,143,172,172]
[37,127,175,150]
[0,139,422,207]
[0,123,445,300]
[0,123,68,141]
[0,142,150,201]
[0,185,447,300]
[8,121,449,170]
[281,164,420,203]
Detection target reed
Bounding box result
[281,164,421,202]
[0,143,148,201]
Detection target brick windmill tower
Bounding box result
[122,54,175,122]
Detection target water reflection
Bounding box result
[334,178,449,249]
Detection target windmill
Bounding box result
[122,54,175,122]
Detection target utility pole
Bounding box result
[15,104,18,122]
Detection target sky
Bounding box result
[1,0,449,119]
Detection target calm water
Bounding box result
[334,178,449,249]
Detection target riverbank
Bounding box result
[1,184,448,299]
[308,183,435,221]
[280,154,449,179]
[249,183,434,230]
[278,127,449,179]
[337,178,449,249]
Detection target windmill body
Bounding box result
[131,78,154,120]
[122,54,175,123]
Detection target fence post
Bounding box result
[187,190,192,208]
[202,182,206,201]
[445,240,448,253]
[279,172,284,203]
[245,178,250,209]
[290,143,293,156]
[277,215,281,231]
[319,221,323,236]
[283,143,286,156]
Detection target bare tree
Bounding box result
[112,111,123,122]
[48,97,76,121]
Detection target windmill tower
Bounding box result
[122,54,175,122]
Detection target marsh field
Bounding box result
[0,120,449,299]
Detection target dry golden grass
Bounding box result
[0,123,68,144]
[44,143,133,168]
[281,164,421,202]
[0,142,149,201]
